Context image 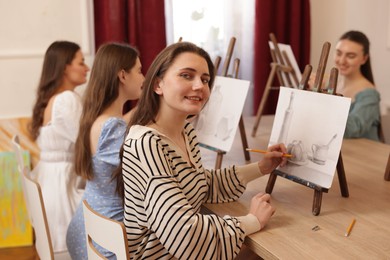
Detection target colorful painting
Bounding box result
[0,151,33,248]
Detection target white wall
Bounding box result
[311,0,390,143]
[0,0,95,118]
[1,0,389,129]
[311,0,390,109]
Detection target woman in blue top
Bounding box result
[66,43,144,259]
[334,30,381,141]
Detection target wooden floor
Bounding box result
[0,246,37,260]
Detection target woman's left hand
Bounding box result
[258,143,288,175]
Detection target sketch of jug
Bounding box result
[311,134,337,165]
[311,144,328,165]
[277,91,294,144]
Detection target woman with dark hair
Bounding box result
[117,41,287,259]
[335,30,381,141]
[66,42,144,259]
[29,40,89,253]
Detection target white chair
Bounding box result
[82,200,130,260]
[11,135,27,173]
[12,134,70,260]
[11,134,32,223]
[22,170,55,260]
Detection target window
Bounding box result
[165,0,255,115]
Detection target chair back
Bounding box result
[11,135,26,173]
[22,171,54,260]
[82,200,129,260]
[11,134,32,222]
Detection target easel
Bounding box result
[252,33,300,137]
[199,37,251,169]
[265,42,349,216]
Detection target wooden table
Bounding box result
[203,117,390,259]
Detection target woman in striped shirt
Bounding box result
[116,42,287,259]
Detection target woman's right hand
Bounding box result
[249,192,275,229]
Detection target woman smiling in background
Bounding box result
[334,30,381,141]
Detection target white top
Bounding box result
[32,90,84,252]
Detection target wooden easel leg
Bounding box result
[336,152,349,197]
[270,50,285,86]
[239,116,250,161]
[384,153,390,181]
[312,189,323,216]
[252,63,278,137]
[215,152,224,170]
[265,172,277,194]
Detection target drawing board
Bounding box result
[195,76,250,152]
[269,87,351,189]
[268,42,302,83]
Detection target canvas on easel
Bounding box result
[252,33,302,137]
[195,76,250,152]
[266,41,351,215]
[194,36,252,169]
[268,87,350,188]
[268,41,302,85]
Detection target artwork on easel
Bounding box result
[268,87,351,189]
[268,41,302,83]
[195,76,250,152]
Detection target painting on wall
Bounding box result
[269,87,351,189]
[194,76,250,152]
[0,151,33,248]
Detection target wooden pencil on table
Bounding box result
[345,218,356,237]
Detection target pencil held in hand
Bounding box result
[246,148,293,158]
[345,218,356,237]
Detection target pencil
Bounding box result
[246,148,293,158]
[344,218,356,237]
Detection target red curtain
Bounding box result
[94,0,167,112]
[253,0,310,114]
[94,0,167,72]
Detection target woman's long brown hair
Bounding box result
[339,30,375,84]
[113,41,216,198]
[74,43,139,180]
[29,41,80,140]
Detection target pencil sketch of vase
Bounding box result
[215,115,234,141]
[277,91,294,144]
[197,84,223,136]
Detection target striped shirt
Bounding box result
[122,122,259,259]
